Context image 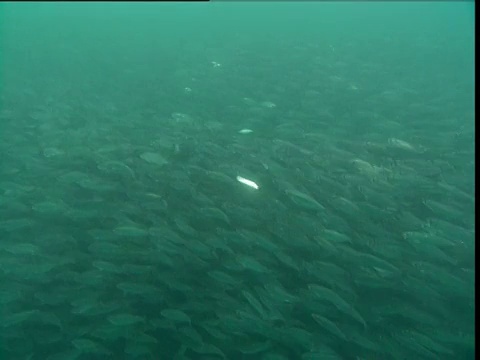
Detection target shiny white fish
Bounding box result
[238,129,253,134]
[236,176,259,190]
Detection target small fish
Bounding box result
[160,309,191,324]
[108,313,145,326]
[238,129,253,134]
[236,176,259,190]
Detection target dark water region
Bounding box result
[0,2,475,359]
